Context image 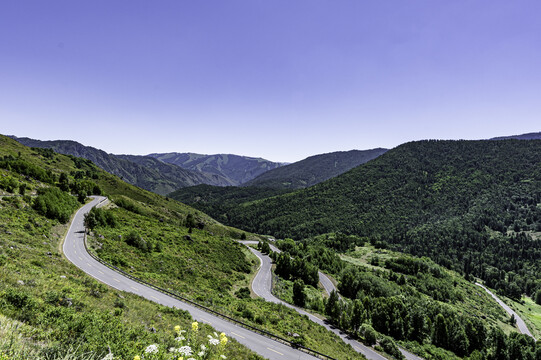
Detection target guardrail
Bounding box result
[84,197,336,360]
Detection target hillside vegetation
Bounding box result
[169,149,388,222]
[0,135,365,360]
[0,135,265,359]
[168,184,291,224]
[213,140,541,302]
[269,235,541,359]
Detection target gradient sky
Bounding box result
[1,1,540,162]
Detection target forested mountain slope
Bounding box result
[243,148,387,189]
[168,148,387,222]
[147,152,285,185]
[168,184,292,224]
[220,140,541,300]
[10,136,233,194]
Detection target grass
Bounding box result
[0,196,263,359]
[89,205,366,359]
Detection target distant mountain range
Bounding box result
[490,131,541,140]
[242,148,388,189]
[147,152,285,186]
[10,137,233,195]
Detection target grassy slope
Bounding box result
[0,135,260,359]
[0,135,364,359]
[89,206,365,359]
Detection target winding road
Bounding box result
[63,197,322,360]
[240,241,424,360]
[475,282,535,340]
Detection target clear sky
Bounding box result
[1,1,540,162]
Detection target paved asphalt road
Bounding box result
[475,283,536,340]
[63,197,322,360]
[243,241,336,298]
[240,242,424,360]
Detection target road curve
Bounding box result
[242,241,337,297]
[241,243,425,360]
[63,197,321,360]
[475,283,535,340]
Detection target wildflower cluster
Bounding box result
[129,322,228,360]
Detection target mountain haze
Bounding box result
[10,136,232,195]
[243,148,388,189]
[148,152,285,185]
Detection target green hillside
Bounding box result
[168,184,291,224]
[216,140,541,301]
[0,135,365,360]
[243,148,387,190]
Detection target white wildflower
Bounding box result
[221,355,227,359]
[178,345,193,356]
[175,336,186,342]
[198,350,205,356]
[200,344,207,351]
[102,354,114,360]
[209,337,220,346]
[145,344,159,354]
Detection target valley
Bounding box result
[1,134,540,360]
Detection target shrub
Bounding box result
[33,187,79,223]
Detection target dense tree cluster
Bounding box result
[33,187,79,223]
[271,251,318,286]
[84,207,117,230]
[324,265,540,359]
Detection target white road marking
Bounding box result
[267,348,283,356]
[231,331,245,339]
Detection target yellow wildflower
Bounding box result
[174,325,181,333]
[220,336,228,346]
[134,356,141,360]
[220,332,226,339]
[192,321,198,332]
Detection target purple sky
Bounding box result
[1,1,540,162]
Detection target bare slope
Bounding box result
[148,152,285,185]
